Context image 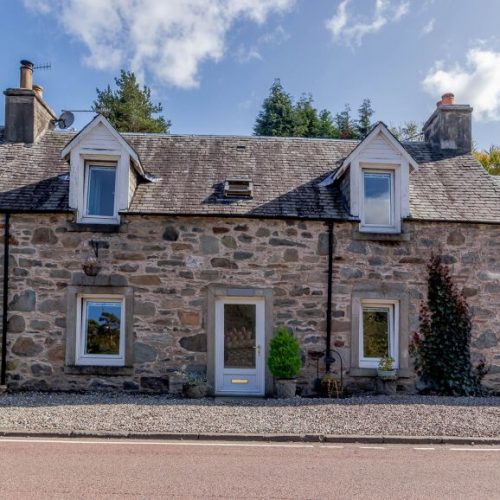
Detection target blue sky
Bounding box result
[1,0,500,149]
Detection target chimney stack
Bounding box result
[423,93,472,153]
[3,60,56,143]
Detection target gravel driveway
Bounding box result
[0,392,498,438]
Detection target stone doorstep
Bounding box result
[0,429,498,446]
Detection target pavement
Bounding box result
[0,437,499,499]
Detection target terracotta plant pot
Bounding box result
[275,379,297,398]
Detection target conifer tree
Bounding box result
[253,79,295,136]
[356,98,374,138]
[410,254,484,395]
[334,104,357,139]
[318,109,339,138]
[93,70,170,133]
[292,94,321,138]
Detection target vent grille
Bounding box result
[223,178,253,198]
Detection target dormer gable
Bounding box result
[321,122,419,234]
[62,115,144,225]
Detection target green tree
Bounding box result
[410,254,485,395]
[335,104,357,139]
[317,109,339,138]
[389,121,420,141]
[292,94,321,138]
[254,79,295,136]
[474,146,500,175]
[93,70,170,133]
[356,98,374,139]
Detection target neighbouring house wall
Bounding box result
[1,214,499,393]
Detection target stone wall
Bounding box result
[1,213,499,393]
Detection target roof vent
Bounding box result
[223,178,253,198]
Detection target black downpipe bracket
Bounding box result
[1,212,10,386]
[325,220,334,373]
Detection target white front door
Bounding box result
[215,297,265,396]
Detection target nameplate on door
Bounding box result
[231,379,249,384]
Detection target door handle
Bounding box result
[253,345,261,356]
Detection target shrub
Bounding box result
[410,254,485,395]
[267,327,302,379]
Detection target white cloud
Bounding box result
[23,0,295,88]
[235,25,289,63]
[422,48,500,121]
[420,18,435,36]
[326,0,410,46]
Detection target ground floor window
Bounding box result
[76,295,125,366]
[359,300,399,369]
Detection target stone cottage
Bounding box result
[0,61,499,395]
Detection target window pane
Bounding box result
[364,172,391,226]
[224,304,256,369]
[87,166,116,216]
[85,301,121,355]
[363,307,389,358]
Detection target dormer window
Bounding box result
[360,165,400,233]
[362,170,394,228]
[319,122,418,237]
[61,114,145,228]
[84,162,117,219]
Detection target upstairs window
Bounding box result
[84,162,117,220]
[360,167,400,233]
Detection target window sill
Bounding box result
[349,367,411,378]
[66,222,126,233]
[353,228,410,242]
[64,365,133,376]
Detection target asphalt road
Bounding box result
[0,438,499,499]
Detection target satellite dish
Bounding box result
[57,111,75,129]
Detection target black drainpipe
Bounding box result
[325,220,334,373]
[1,212,10,386]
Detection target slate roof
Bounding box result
[0,128,499,222]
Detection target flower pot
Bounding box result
[377,369,398,380]
[275,379,297,398]
[185,384,209,398]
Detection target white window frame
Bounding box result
[359,299,399,369]
[82,161,118,223]
[359,162,401,234]
[75,294,126,366]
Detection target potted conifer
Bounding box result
[267,327,302,398]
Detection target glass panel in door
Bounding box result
[224,304,256,369]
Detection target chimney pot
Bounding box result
[20,60,33,90]
[441,92,455,105]
[32,84,44,100]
